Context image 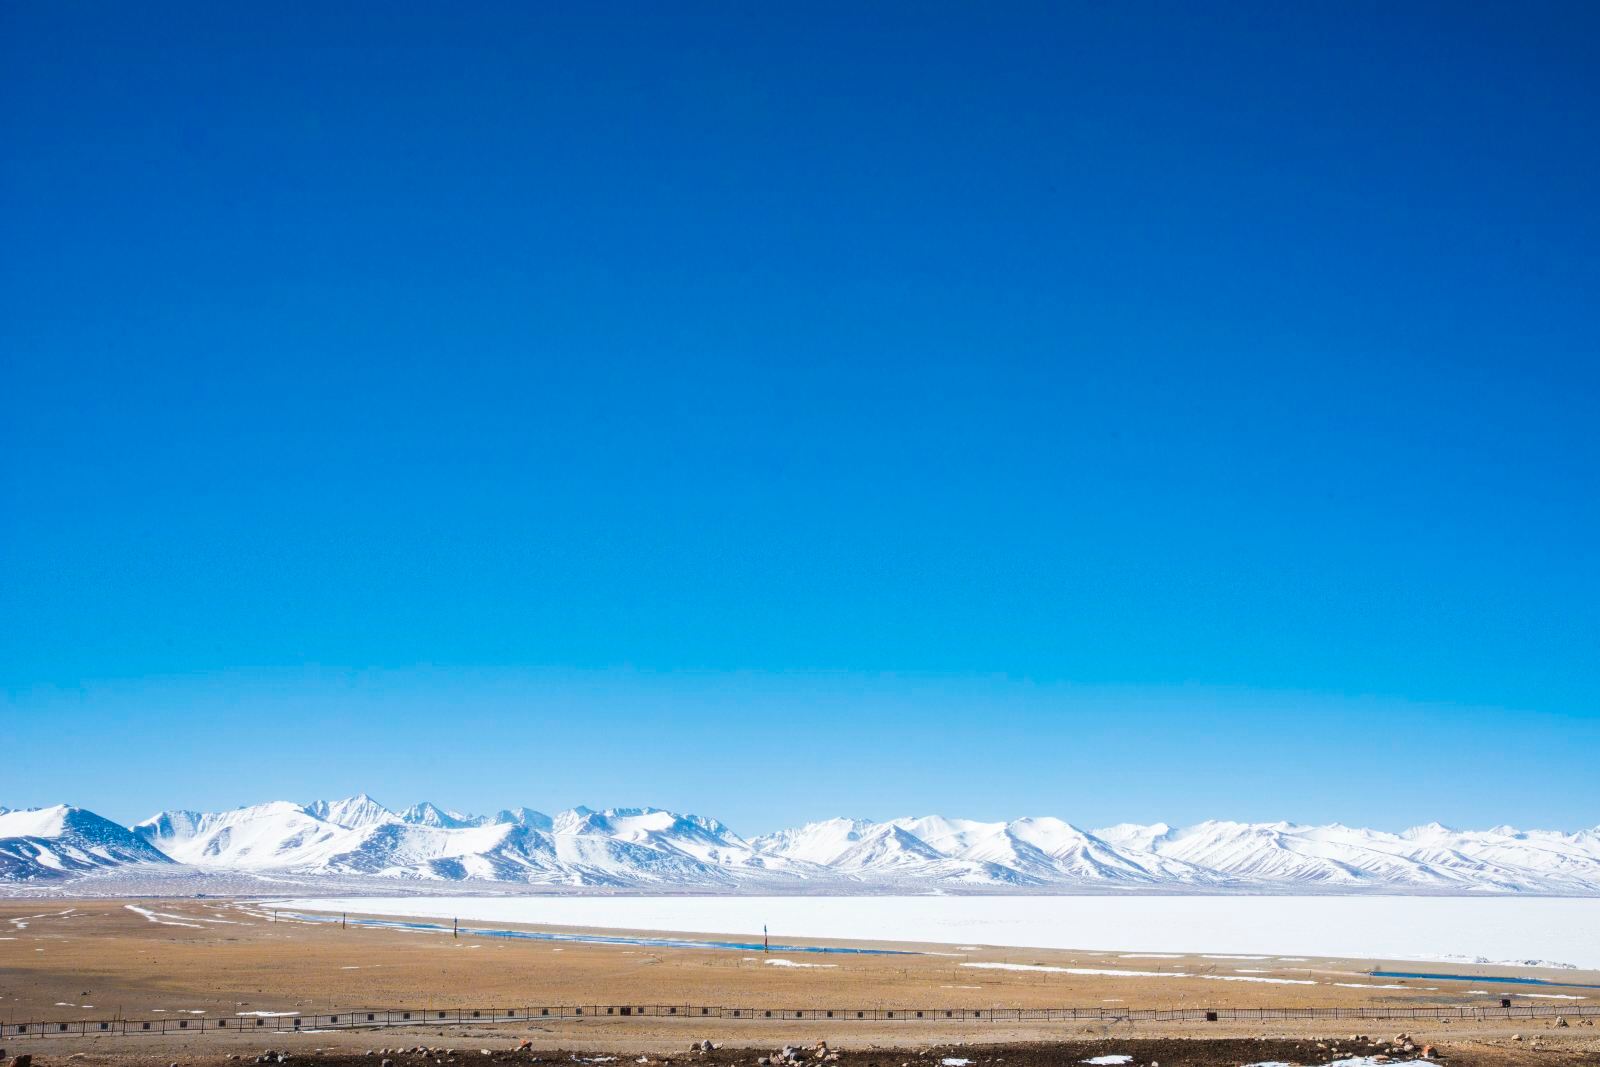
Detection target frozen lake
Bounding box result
[278,894,1600,971]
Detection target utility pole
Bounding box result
[454,916,459,939]
[763,924,768,953]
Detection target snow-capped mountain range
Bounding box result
[2,798,1598,894]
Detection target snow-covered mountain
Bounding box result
[399,802,486,830]
[4,798,1598,893]
[1103,820,1600,894]
[127,798,809,887]
[303,794,395,830]
[492,807,553,830]
[0,805,173,881]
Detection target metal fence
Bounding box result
[5,1002,1598,1038]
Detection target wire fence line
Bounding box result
[5,1002,1598,1038]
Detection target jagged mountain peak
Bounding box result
[400,802,484,829]
[493,807,554,830]
[1092,822,1175,851]
[551,806,596,835]
[749,817,874,866]
[303,794,395,829]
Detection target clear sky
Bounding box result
[2,3,1597,834]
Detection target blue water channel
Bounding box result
[1370,970,1600,991]
[280,911,917,955]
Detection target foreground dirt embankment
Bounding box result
[6,1033,1600,1067]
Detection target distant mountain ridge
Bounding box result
[0,805,174,881]
[1,797,1597,894]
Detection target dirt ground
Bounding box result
[3,900,1598,1067]
[4,1030,1600,1067]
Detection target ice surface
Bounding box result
[276,894,1600,969]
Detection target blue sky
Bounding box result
[2,3,1597,833]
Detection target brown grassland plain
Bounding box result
[1,900,1597,1067]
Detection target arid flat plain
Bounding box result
[3,900,1599,1066]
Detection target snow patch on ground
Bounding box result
[964,962,1188,978]
[765,958,837,968]
[125,905,203,928]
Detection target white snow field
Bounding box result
[279,894,1600,970]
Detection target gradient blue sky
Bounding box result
[3,2,1597,833]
